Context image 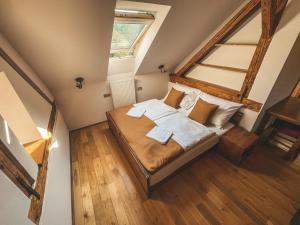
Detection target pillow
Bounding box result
[179,91,199,110]
[200,93,243,127]
[170,83,202,110]
[174,83,202,95]
[189,99,219,125]
[164,88,185,108]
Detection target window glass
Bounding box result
[111,22,145,51]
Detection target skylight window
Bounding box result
[110,9,154,58]
[111,22,145,51]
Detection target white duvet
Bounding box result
[155,113,214,150]
[134,99,177,120]
[132,99,214,150]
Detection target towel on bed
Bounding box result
[126,107,146,118]
[155,113,214,150]
[146,126,173,144]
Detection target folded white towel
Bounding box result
[126,107,145,118]
[146,126,172,144]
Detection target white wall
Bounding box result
[0,173,35,225]
[247,0,300,103]
[0,34,72,225]
[40,112,72,225]
[135,72,169,102]
[55,0,172,130]
[55,81,113,130]
[108,57,134,76]
[253,34,300,130]
[0,72,42,143]
[56,71,169,130]
[0,34,53,140]
[0,107,38,225]
[0,114,38,180]
[0,34,53,100]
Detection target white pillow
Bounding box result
[174,83,201,95]
[200,93,243,128]
[173,83,202,110]
[162,83,202,111]
[179,91,199,110]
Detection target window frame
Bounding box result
[110,15,154,57]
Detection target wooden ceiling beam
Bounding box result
[215,43,258,47]
[175,0,261,77]
[261,0,288,38]
[241,0,288,99]
[199,63,248,73]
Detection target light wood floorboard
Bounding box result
[70,123,300,225]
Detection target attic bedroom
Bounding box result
[0,0,300,225]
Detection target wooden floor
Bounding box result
[70,122,300,225]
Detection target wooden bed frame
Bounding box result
[106,111,152,196]
[106,110,243,197]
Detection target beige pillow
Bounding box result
[189,99,219,125]
[164,88,185,108]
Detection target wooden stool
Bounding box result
[218,127,258,165]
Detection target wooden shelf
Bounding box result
[215,43,258,47]
[198,63,248,73]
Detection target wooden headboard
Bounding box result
[169,75,262,112]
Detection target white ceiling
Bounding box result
[0,0,116,91]
[0,0,246,92]
[132,0,246,74]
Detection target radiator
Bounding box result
[110,77,136,108]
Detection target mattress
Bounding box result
[109,103,234,175]
[150,123,234,186]
[109,105,183,173]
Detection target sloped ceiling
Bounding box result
[132,0,246,74]
[0,0,245,92]
[0,0,116,92]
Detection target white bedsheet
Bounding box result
[155,113,214,150]
[134,99,177,121]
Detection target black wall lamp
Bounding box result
[158,64,167,73]
[75,77,84,89]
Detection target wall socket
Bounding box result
[137,87,143,91]
[103,93,111,98]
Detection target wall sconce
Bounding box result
[158,64,167,73]
[75,77,84,89]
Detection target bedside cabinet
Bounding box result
[218,127,258,165]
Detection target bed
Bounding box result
[106,84,243,196]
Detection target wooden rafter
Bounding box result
[0,140,35,197]
[28,104,57,224]
[261,0,277,38]
[199,63,248,73]
[240,37,271,98]
[170,75,262,112]
[0,48,53,105]
[215,43,258,47]
[175,0,260,77]
[170,75,241,102]
[171,0,289,112]
[241,0,288,99]
[261,0,288,38]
